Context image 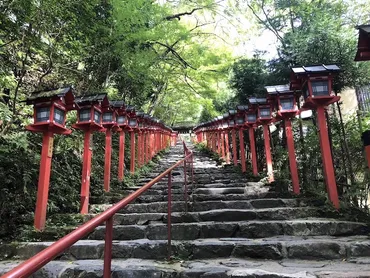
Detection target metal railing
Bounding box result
[2,142,194,278]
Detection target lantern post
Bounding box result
[73,94,107,214]
[228,110,238,166]
[250,98,274,182]
[101,102,117,192]
[290,64,341,208]
[236,106,248,172]
[25,87,75,230]
[266,85,301,194]
[245,108,259,176]
[126,107,138,174]
[111,101,128,182]
[220,113,229,163]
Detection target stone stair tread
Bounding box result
[1,258,370,277]
[88,218,369,240]
[4,236,370,261]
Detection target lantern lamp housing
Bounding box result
[236,116,244,126]
[26,87,75,135]
[246,112,257,123]
[73,94,107,131]
[355,25,370,61]
[291,64,340,109]
[129,118,138,128]
[259,106,272,120]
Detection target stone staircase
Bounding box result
[1,142,370,277]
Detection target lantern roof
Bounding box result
[264,84,292,95]
[110,100,125,109]
[291,64,340,75]
[75,93,108,107]
[229,109,237,115]
[355,24,370,61]
[26,87,75,105]
[249,97,268,105]
[217,115,223,120]
[223,112,229,118]
[236,105,248,111]
[136,111,144,117]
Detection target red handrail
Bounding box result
[2,143,193,278]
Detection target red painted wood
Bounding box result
[263,125,274,182]
[225,131,230,164]
[80,130,92,214]
[285,119,300,194]
[104,129,112,192]
[3,144,193,278]
[365,146,370,170]
[34,131,54,231]
[239,129,246,173]
[249,128,258,176]
[130,131,135,174]
[221,132,225,160]
[118,130,125,181]
[232,130,237,166]
[317,106,339,209]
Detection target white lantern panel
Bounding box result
[94,110,101,123]
[117,115,127,124]
[129,118,137,127]
[36,107,50,123]
[79,108,91,122]
[236,117,244,125]
[103,112,113,122]
[247,114,256,123]
[53,107,65,125]
[280,98,295,111]
[311,80,329,96]
[260,108,271,118]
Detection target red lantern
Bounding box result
[355,25,370,61]
[25,87,75,230]
[73,94,108,214]
[290,64,341,209]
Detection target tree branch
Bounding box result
[164,7,203,21]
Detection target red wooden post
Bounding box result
[118,130,125,181]
[285,119,300,194]
[225,131,230,164]
[104,129,112,192]
[365,145,370,170]
[249,127,258,176]
[103,217,113,278]
[317,106,339,209]
[239,129,246,173]
[217,132,221,154]
[232,129,237,166]
[262,124,274,182]
[130,131,135,174]
[34,131,54,231]
[221,131,225,159]
[137,132,142,168]
[80,130,92,214]
[184,160,188,213]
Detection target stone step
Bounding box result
[2,258,370,277]
[86,207,319,226]
[88,219,370,241]
[4,236,370,261]
[193,192,284,201]
[91,198,307,214]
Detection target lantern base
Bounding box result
[277,111,299,120]
[73,122,104,132]
[302,96,340,109]
[26,123,71,135]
